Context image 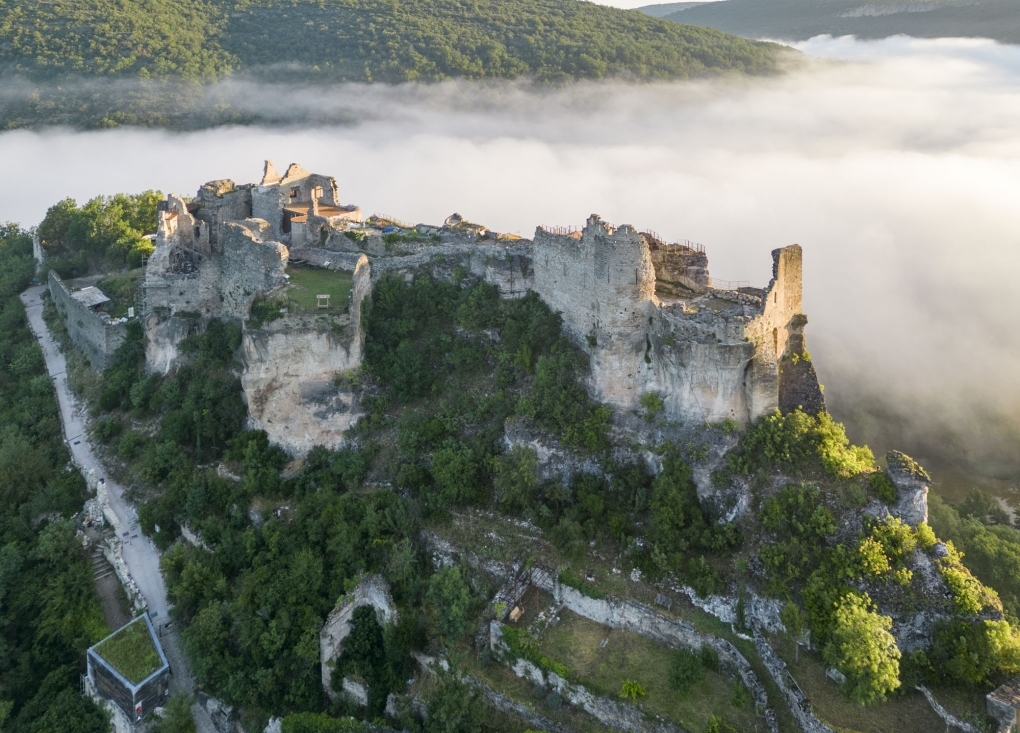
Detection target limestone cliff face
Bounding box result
[144,314,200,375]
[241,324,362,454]
[239,254,371,454]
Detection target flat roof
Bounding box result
[72,286,111,308]
[284,203,352,218]
[90,613,168,686]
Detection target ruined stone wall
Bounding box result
[320,575,397,696]
[650,248,709,296]
[48,272,127,370]
[367,241,534,297]
[144,196,221,320]
[219,220,289,319]
[533,217,658,411]
[744,245,804,420]
[252,185,287,241]
[240,255,370,454]
[193,184,252,250]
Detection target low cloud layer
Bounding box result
[2,35,1018,489]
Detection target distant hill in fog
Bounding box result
[642,0,1020,44]
[0,0,797,128]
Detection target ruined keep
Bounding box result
[533,216,820,425]
[138,160,821,454]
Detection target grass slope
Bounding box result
[652,0,1020,45]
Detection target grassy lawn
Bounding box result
[284,265,351,312]
[769,635,985,733]
[95,616,161,684]
[537,610,761,732]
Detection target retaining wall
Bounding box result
[528,571,778,733]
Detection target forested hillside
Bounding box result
[0,0,790,128]
[0,226,110,733]
[649,0,1020,45]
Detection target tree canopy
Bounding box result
[0,0,789,127]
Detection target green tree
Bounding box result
[426,566,472,641]
[424,670,481,733]
[781,601,807,663]
[823,593,901,705]
[493,444,538,514]
[148,695,196,733]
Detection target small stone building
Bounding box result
[86,614,170,721]
[48,272,127,370]
[988,679,1020,733]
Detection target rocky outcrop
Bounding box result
[240,254,371,455]
[778,314,824,416]
[241,321,362,454]
[144,314,202,375]
[886,450,931,526]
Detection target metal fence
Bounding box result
[709,278,751,290]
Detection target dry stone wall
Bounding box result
[48,272,127,370]
[522,569,777,733]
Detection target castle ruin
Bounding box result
[140,160,821,453]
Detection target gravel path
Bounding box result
[20,285,218,733]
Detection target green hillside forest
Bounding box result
[0,0,790,129]
[650,0,1020,46]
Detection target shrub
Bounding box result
[928,619,1020,685]
[731,680,751,709]
[558,569,605,600]
[493,444,538,514]
[823,593,900,705]
[868,472,897,503]
[94,416,123,444]
[501,626,572,680]
[705,716,738,733]
[759,484,836,595]
[639,391,664,421]
[857,537,891,579]
[620,679,647,702]
[426,566,472,640]
[118,430,148,460]
[668,648,705,694]
[915,522,937,551]
[700,644,721,672]
[732,409,874,479]
[936,541,1002,615]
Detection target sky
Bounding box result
[2,34,1018,491]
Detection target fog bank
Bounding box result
[2,35,1018,494]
